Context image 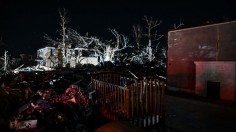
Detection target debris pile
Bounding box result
[9,84,92,131]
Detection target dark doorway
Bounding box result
[207,81,220,99]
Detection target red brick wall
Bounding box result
[167,21,236,92]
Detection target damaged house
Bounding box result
[167,20,236,101]
[36,46,100,68]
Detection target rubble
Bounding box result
[10,82,94,131]
[0,69,97,131]
[0,63,165,131]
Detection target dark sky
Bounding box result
[0,0,235,56]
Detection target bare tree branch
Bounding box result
[57,8,71,49]
[174,19,184,29]
[43,33,61,46]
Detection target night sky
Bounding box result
[0,0,235,56]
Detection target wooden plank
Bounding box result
[122,89,126,114]
[161,80,165,122]
[150,79,153,116]
[140,80,144,119]
[154,79,157,123]
[145,79,149,117]
[157,80,161,117]
[118,88,120,108]
[136,81,139,122]
[126,88,130,118]
[115,86,117,112]
[131,83,134,118]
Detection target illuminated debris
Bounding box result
[10,119,38,131]
[11,83,91,131]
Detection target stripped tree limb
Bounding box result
[174,19,184,29]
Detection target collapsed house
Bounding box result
[36,47,100,68]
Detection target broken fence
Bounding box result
[91,72,165,127]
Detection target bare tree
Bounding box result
[44,8,71,48]
[129,16,164,65]
[59,8,70,48]
[43,8,133,66]
[66,28,99,48]
[0,51,10,75]
[66,28,103,64]
[67,28,132,63]
[143,16,163,62]
[132,24,142,49]
[43,8,72,67]
[104,29,131,62]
